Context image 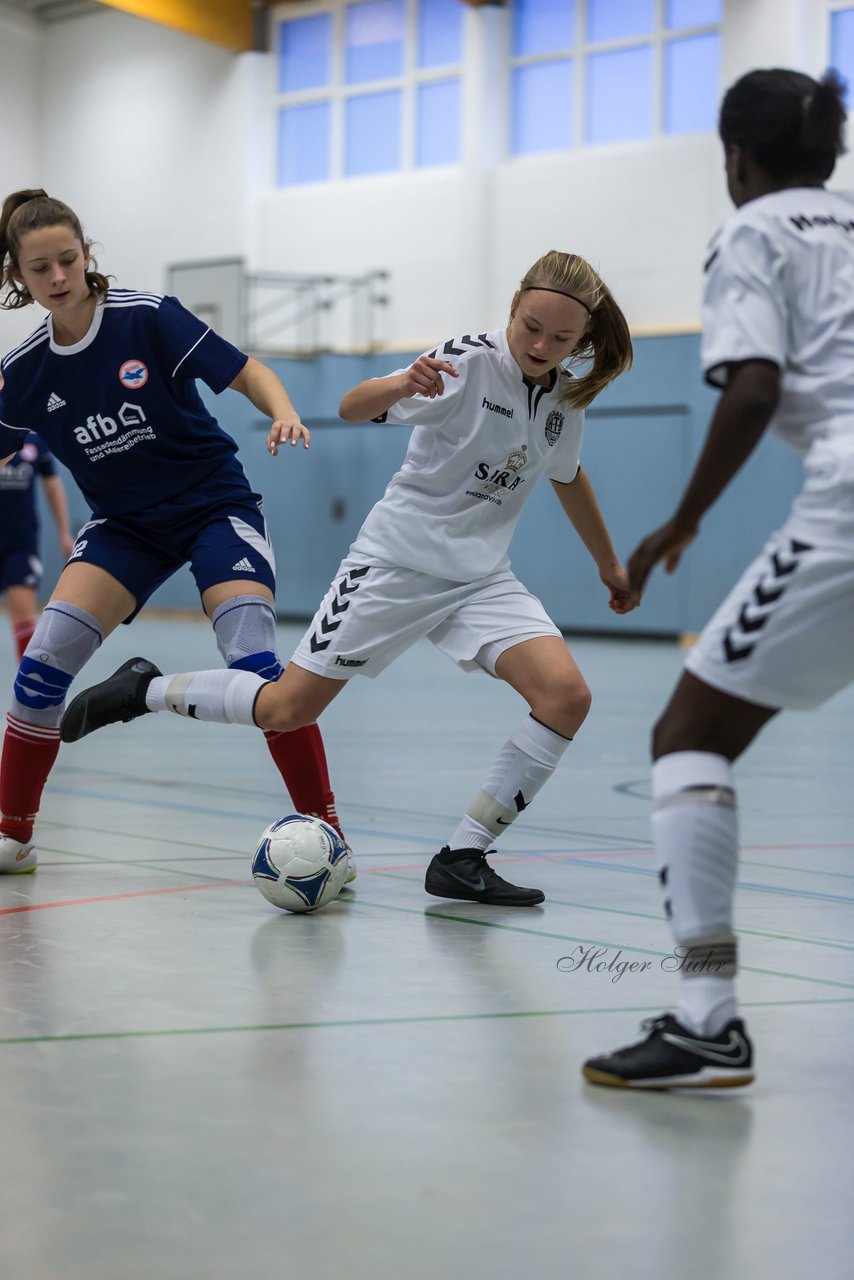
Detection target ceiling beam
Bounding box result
[88,0,503,54]
[92,0,254,52]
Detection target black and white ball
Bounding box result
[251,814,349,913]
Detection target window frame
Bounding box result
[272,0,466,185]
[506,0,722,156]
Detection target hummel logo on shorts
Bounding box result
[47,392,67,412]
[232,557,255,573]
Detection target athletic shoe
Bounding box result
[344,844,357,884]
[61,658,161,743]
[0,834,37,874]
[582,1013,754,1089]
[425,846,545,906]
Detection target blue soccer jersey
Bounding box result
[0,290,251,529]
[0,432,55,550]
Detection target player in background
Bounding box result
[0,189,353,876]
[62,249,636,906]
[0,419,74,658]
[583,68,853,1089]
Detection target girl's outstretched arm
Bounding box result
[230,357,311,455]
[551,468,637,614]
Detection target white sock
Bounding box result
[447,715,571,850]
[652,751,739,1034]
[145,669,265,725]
[677,976,738,1037]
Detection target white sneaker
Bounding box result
[0,834,37,874]
[344,844,357,884]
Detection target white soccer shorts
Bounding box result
[290,558,562,680]
[686,525,854,710]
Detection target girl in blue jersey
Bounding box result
[0,189,351,875]
[0,425,73,658]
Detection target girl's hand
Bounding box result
[400,356,459,399]
[267,417,311,455]
[600,562,639,614]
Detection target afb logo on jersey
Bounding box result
[545,408,564,446]
[119,359,149,390]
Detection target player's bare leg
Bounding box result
[427,637,589,908]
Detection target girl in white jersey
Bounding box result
[583,69,852,1089]
[0,190,353,876]
[63,251,636,906]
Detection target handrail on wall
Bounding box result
[166,256,389,357]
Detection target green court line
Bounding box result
[23,850,854,956]
[0,996,851,1048]
[40,817,854,881]
[36,847,244,884]
[38,820,236,854]
[521,892,854,954]
[350,895,854,991]
[361,869,854,956]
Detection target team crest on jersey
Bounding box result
[544,409,564,446]
[19,443,38,463]
[119,359,149,390]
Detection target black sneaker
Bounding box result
[582,1013,754,1090]
[425,846,545,906]
[61,658,161,743]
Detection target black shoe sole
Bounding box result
[61,658,160,743]
[582,1064,755,1089]
[424,878,545,907]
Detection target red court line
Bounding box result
[0,878,249,916]
[0,850,655,916]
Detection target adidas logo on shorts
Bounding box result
[232,557,255,573]
[46,392,67,412]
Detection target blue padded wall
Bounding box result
[38,334,803,637]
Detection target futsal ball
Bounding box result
[251,814,349,913]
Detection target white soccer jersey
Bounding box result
[701,187,854,548]
[348,327,584,581]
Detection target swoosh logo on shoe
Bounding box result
[443,868,487,893]
[16,849,31,862]
[662,1029,750,1065]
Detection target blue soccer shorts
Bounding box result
[66,502,277,621]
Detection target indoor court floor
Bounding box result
[0,617,852,1280]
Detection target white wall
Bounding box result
[0,6,251,353]
[0,4,44,352]
[1,0,851,357]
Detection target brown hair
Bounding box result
[515,250,633,408]
[0,188,110,309]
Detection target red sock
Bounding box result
[13,622,35,662]
[0,714,61,844]
[263,722,344,837]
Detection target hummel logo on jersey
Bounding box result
[482,396,514,418]
[232,557,255,573]
[662,1027,751,1065]
[46,392,66,412]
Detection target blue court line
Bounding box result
[558,858,854,904]
[45,782,643,852]
[43,787,854,904]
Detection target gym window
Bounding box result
[510,0,722,156]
